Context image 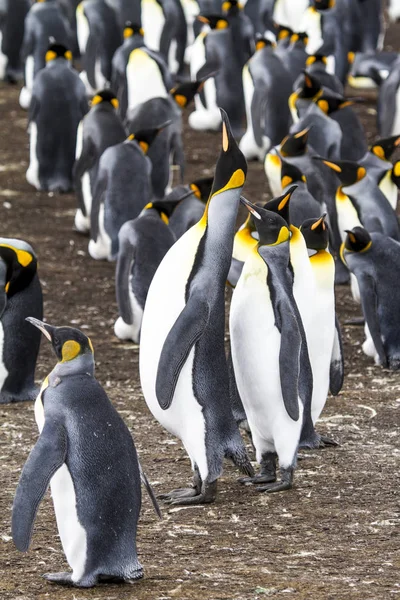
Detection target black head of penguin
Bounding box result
[306,54,328,68]
[222,0,242,15]
[240,197,290,246]
[370,135,400,161]
[344,227,372,253]
[0,241,37,298]
[197,15,229,30]
[26,318,94,363]
[300,214,329,250]
[123,21,144,39]
[45,42,72,63]
[276,25,294,42]
[143,198,184,224]
[311,0,336,10]
[91,89,119,110]
[170,81,205,108]
[190,176,215,201]
[280,160,306,187]
[290,32,309,47]
[263,185,298,225]
[127,121,172,154]
[254,34,275,51]
[315,93,360,115]
[297,71,323,100]
[313,157,367,186]
[280,128,310,157]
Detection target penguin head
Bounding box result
[255,34,275,51]
[127,121,171,153]
[370,135,400,161]
[344,227,372,253]
[190,176,214,201]
[306,54,328,68]
[315,92,357,115]
[143,198,182,224]
[297,72,323,100]
[300,214,329,250]
[240,198,290,247]
[26,318,94,364]
[123,21,144,38]
[222,0,243,15]
[280,128,310,157]
[280,159,306,187]
[311,0,336,10]
[290,32,309,47]
[276,25,293,42]
[45,42,72,63]
[91,89,119,110]
[170,81,205,108]
[263,186,298,226]
[313,157,367,186]
[0,239,37,297]
[197,14,229,30]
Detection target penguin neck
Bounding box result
[50,353,95,380]
[257,242,291,278]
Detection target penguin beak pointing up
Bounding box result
[26,317,54,341]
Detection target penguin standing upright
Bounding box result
[377,57,400,137]
[230,201,311,492]
[139,110,254,505]
[114,202,177,343]
[300,54,344,94]
[281,32,308,85]
[73,89,126,233]
[89,125,165,260]
[360,135,400,211]
[0,239,42,404]
[240,35,292,161]
[342,227,400,370]
[27,43,88,193]
[19,0,71,109]
[12,320,147,587]
[111,22,145,119]
[0,0,30,82]
[76,0,121,95]
[271,0,309,32]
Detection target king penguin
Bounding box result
[27,43,88,193]
[89,125,166,260]
[342,227,400,370]
[239,34,292,161]
[114,202,178,343]
[76,0,121,95]
[271,0,309,32]
[12,319,150,587]
[73,89,126,233]
[279,159,322,227]
[139,110,254,505]
[167,177,214,239]
[0,0,30,83]
[0,239,42,404]
[230,200,311,492]
[360,135,400,211]
[19,0,71,109]
[377,57,400,138]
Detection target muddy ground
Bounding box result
[1,20,400,600]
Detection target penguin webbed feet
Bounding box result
[42,572,74,586]
[256,466,294,494]
[158,476,217,505]
[238,451,276,486]
[318,434,340,448]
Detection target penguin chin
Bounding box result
[114,316,141,344]
[188,108,221,131]
[19,86,32,110]
[74,209,90,233]
[239,131,271,162]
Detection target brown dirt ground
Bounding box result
[1,17,400,600]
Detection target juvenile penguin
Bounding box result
[111,22,145,119]
[0,0,30,82]
[300,215,344,423]
[19,0,71,109]
[76,0,121,94]
[0,239,42,403]
[27,43,88,193]
[73,89,126,233]
[139,110,254,505]
[342,227,400,370]
[114,203,177,343]
[240,35,292,161]
[230,200,311,492]
[12,320,147,587]
[89,125,165,260]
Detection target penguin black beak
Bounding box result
[26,317,54,341]
[240,196,262,220]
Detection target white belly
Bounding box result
[389,0,400,21]
[350,272,360,303]
[26,122,41,190]
[301,8,323,55]
[336,195,362,243]
[139,224,208,479]
[230,259,302,468]
[391,87,400,136]
[127,49,168,110]
[114,273,143,343]
[273,0,309,31]
[94,57,107,89]
[142,0,165,51]
[189,37,220,130]
[264,151,283,196]
[88,204,112,260]
[0,322,9,390]
[76,7,90,55]
[379,170,398,210]
[239,65,267,161]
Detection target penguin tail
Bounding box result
[224,436,254,478]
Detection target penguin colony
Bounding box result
[0,0,400,589]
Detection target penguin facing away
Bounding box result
[73,89,126,233]
[19,0,71,109]
[0,0,30,82]
[114,202,178,343]
[89,124,166,261]
[230,199,311,492]
[139,110,254,505]
[342,227,400,370]
[0,239,43,404]
[12,319,147,587]
[27,43,88,193]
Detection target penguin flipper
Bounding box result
[358,272,388,367]
[378,78,397,137]
[28,95,39,126]
[330,314,344,395]
[196,41,221,81]
[84,34,99,91]
[116,227,136,325]
[250,86,267,148]
[0,260,8,319]
[155,295,210,410]
[138,461,162,519]
[73,138,96,217]
[12,420,67,552]
[277,303,301,422]
[90,170,108,243]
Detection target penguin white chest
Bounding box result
[142,0,165,51]
[273,0,309,31]
[0,322,9,390]
[301,9,323,55]
[76,7,90,55]
[126,51,168,110]
[379,170,398,211]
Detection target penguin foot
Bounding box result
[238,451,276,485]
[161,480,217,505]
[238,474,276,485]
[319,435,340,447]
[43,572,73,586]
[158,487,199,501]
[256,467,293,493]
